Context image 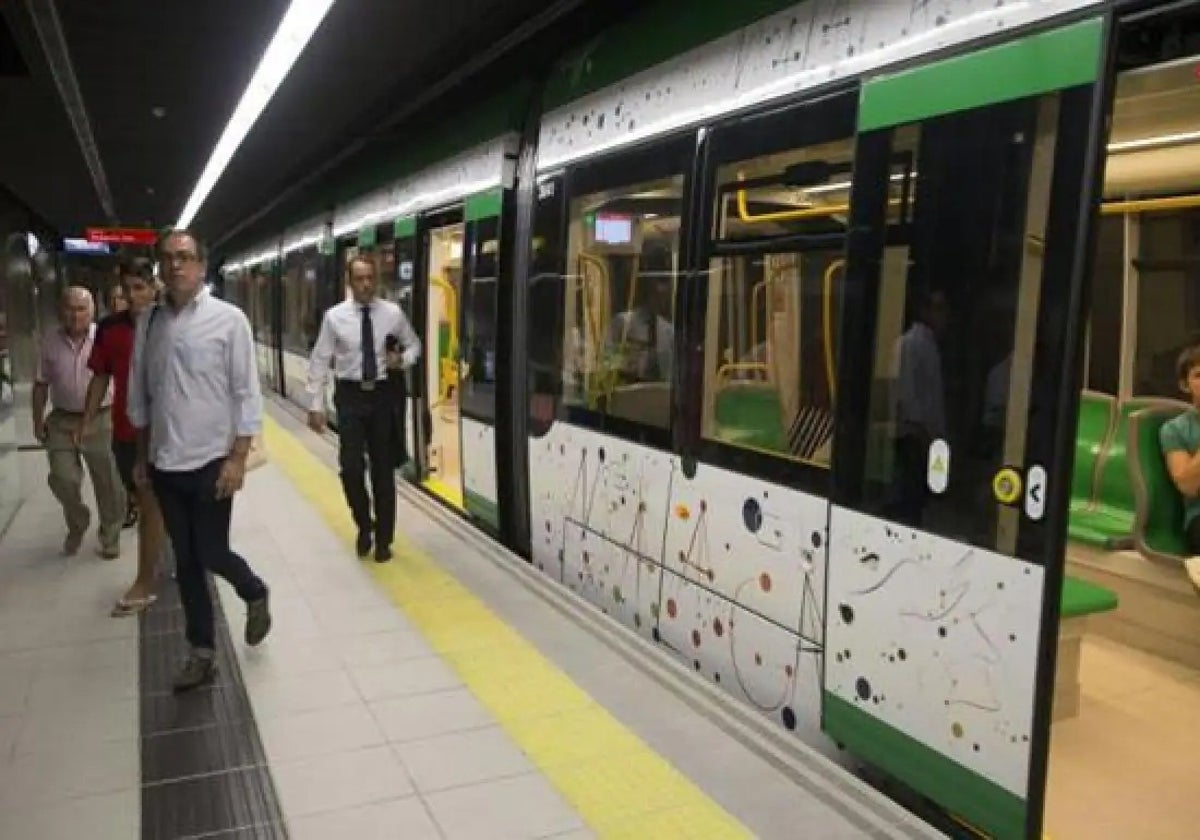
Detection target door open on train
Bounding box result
[824,18,1107,840]
[411,192,505,527]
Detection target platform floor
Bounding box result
[0,400,939,839]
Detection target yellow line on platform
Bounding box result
[262,416,749,839]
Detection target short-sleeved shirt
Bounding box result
[1159,409,1200,527]
[88,311,137,442]
[37,324,109,413]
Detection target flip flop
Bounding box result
[110,594,157,617]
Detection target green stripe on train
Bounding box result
[394,216,416,239]
[465,488,499,528]
[858,17,1103,132]
[465,188,504,222]
[824,693,1025,840]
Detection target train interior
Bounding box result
[424,222,465,508]
[1044,14,1200,839]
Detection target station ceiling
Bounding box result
[0,0,630,249]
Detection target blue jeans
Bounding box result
[151,458,266,652]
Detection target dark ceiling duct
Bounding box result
[211,0,602,249]
[24,0,115,223]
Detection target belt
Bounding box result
[336,378,383,392]
[52,405,109,417]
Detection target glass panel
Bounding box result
[1133,209,1200,397]
[424,223,465,501]
[462,216,499,420]
[854,94,1064,554]
[1086,215,1124,395]
[528,176,566,435]
[563,174,683,429]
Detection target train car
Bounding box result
[221,2,1200,838]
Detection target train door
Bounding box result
[416,208,466,508]
[825,18,1107,840]
[458,190,505,529]
[391,219,419,471]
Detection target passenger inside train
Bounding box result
[1160,342,1200,591]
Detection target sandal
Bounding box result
[110,594,157,617]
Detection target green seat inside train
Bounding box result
[713,383,786,453]
[1128,403,1191,562]
[1060,575,1119,619]
[1069,397,1164,549]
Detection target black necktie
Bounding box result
[361,306,377,383]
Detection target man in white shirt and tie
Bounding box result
[307,255,420,562]
[127,230,271,692]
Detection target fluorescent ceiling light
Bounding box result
[175,0,336,229]
[1107,129,1200,154]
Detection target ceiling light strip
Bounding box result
[175,0,336,229]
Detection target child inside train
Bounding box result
[1160,342,1200,594]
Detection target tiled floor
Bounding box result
[1045,635,1200,839]
[218,463,588,840]
[0,454,140,839]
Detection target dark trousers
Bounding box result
[335,381,396,545]
[151,458,266,652]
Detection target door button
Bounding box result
[1025,465,1047,521]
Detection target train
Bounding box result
[219,2,1200,838]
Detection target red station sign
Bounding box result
[85,227,159,246]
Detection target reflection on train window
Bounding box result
[856,95,1067,555]
[1134,209,1200,397]
[562,175,683,429]
[281,249,320,355]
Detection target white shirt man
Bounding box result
[127,230,271,693]
[306,256,421,562]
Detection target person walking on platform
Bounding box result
[127,230,271,692]
[32,286,125,558]
[79,258,165,616]
[306,255,421,563]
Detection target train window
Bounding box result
[1086,215,1124,395]
[461,216,500,421]
[281,248,321,355]
[1134,209,1200,397]
[562,173,684,430]
[700,136,860,467]
[842,90,1087,558]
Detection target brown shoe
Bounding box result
[62,531,84,556]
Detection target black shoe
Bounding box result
[245,591,271,646]
[375,545,392,563]
[356,530,373,557]
[173,654,217,693]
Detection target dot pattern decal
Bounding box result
[825,506,1047,798]
[538,0,1098,167]
[528,421,839,762]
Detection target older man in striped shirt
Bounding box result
[31,286,126,557]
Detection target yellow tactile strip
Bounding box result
[262,416,750,839]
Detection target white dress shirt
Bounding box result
[891,321,946,440]
[306,297,421,412]
[126,287,262,472]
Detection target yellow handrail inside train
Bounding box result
[823,259,845,403]
[1100,193,1200,215]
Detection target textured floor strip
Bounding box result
[139,572,288,838]
[262,415,750,838]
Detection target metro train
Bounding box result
[220,2,1200,838]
